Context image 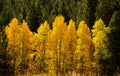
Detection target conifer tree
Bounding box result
[76,0,90,26]
[0,26,11,73]
[108,11,120,75]
[0,0,15,26]
[95,0,118,25]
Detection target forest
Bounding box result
[0,0,120,76]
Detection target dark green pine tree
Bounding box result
[0,0,29,26]
[108,11,120,75]
[64,0,77,24]
[74,0,97,28]
[0,26,12,74]
[95,0,118,26]
[12,0,29,23]
[0,0,4,25]
[44,0,56,27]
[75,0,90,27]
[88,0,97,28]
[26,0,40,32]
[0,0,15,26]
[0,0,3,12]
[27,0,53,32]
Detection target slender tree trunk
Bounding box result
[21,29,24,75]
[42,40,46,73]
[56,41,59,76]
[63,54,65,76]
[59,40,62,75]
[56,50,59,76]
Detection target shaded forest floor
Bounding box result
[1,72,120,76]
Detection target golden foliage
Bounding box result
[92,19,111,65]
[5,16,110,75]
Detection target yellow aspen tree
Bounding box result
[20,20,34,73]
[63,20,77,75]
[76,21,93,75]
[47,29,57,75]
[92,19,110,75]
[34,21,50,73]
[5,18,21,74]
[21,20,34,52]
[51,15,67,76]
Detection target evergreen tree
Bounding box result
[0,26,12,74]
[76,0,90,27]
[95,0,120,26]
[88,0,97,28]
[12,0,29,23]
[0,0,15,26]
[108,11,120,75]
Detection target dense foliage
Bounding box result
[0,16,113,75]
[0,0,120,76]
